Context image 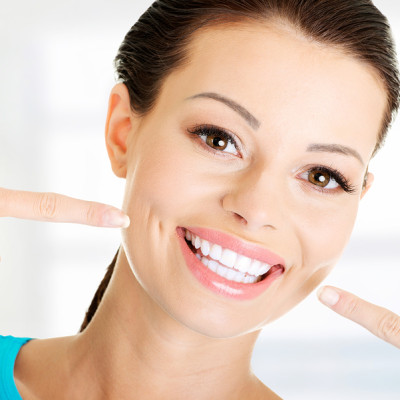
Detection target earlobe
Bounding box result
[360,172,374,199]
[105,83,135,178]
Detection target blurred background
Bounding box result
[0,1,399,398]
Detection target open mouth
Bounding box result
[183,228,284,285]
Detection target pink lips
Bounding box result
[176,226,285,300]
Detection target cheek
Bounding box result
[290,199,359,297]
[301,200,359,268]
[260,202,359,325]
[122,135,193,220]
[119,136,195,298]
[122,129,229,226]
[288,197,359,286]
[129,169,202,231]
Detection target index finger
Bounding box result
[0,188,130,228]
[318,286,400,349]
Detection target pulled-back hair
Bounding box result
[79,0,399,332]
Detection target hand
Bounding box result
[318,286,400,349]
[0,188,130,228]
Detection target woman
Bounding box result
[1,0,399,398]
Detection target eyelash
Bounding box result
[187,124,356,194]
[303,165,357,194]
[187,124,240,156]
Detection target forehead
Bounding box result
[160,21,386,157]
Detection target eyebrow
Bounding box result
[307,143,365,166]
[187,92,261,130]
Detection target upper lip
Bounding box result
[183,226,285,268]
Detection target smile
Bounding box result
[185,230,271,283]
[176,226,285,300]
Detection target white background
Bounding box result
[0,1,399,398]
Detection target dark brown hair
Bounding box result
[79,0,399,332]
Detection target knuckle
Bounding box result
[342,297,359,317]
[85,203,100,225]
[377,313,400,341]
[37,193,58,219]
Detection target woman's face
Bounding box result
[110,22,386,338]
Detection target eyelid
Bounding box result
[187,123,243,157]
[298,164,357,195]
[187,126,359,195]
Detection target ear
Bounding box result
[360,172,374,199]
[105,83,136,178]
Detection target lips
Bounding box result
[176,226,285,300]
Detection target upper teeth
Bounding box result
[185,229,271,277]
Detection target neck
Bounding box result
[69,248,264,400]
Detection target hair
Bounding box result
[79,0,399,332]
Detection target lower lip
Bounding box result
[176,227,284,301]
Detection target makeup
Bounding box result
[176,227,285,300]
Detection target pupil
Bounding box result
[317,174,326,182]
[212,136,226,149]
[311,171,330,187]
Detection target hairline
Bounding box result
[134,14,391,158]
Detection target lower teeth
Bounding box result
[195,253,260,284]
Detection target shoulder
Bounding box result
[0,334,32,348]
[0,335,33,400]
[0,335,33,366]
[13,336,75,400]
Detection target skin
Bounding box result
[13,21,389,399]
[0,188,129,228]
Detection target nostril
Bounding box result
[232,211,247,225]
[221,183,280,231]
[230,211,276,230]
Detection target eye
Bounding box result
[308,169,338,189]
[300,166,356,194]
[187,124,239,156]
[206,134,231,152]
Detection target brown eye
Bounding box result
[206,134,228,151]
[188,124,239,155]
[308,169,332,187]
[300,166,355,193]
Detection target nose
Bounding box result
[221,167,282,231]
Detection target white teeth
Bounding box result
[199,256,259,284]
[258,263,271,275]
[186,229,277,281]
[208,259,219,273]
[216,264,228,278]
[194,236,201,249]
[235,254,252,273]
[233,273,244,283]
[226,268,237,281]
[201,240,210,256]
[220,248,237,268]
[209,243,222,260]
[248,259,261,275]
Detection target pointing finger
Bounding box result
[0,188,130,228]
[318,286,400,349]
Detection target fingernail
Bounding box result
[104,209,130,228]
[317,286,340,307]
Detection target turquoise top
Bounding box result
[0,335,33,400]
